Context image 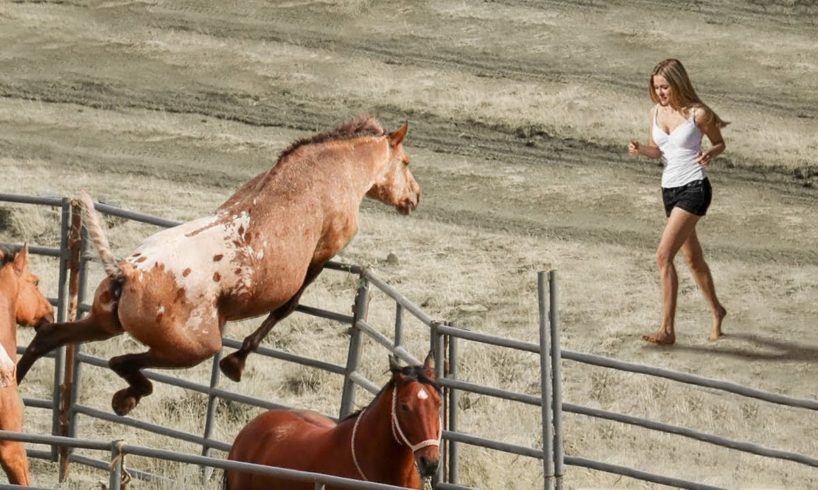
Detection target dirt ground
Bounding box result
[1,1,817,489]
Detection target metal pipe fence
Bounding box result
[3,193,817,490]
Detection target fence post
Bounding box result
[340,275,370,418]
[67,225,91,443]
[200,350,223,482]
[109,440,126,490]
[431,322,445,486]
[448,335,459,485]
[548,271,564,489]
[538,272,555,490]
[58,199,83,481]
[49,198,72,461]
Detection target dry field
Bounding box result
[2,1,818,489]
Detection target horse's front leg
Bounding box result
[0,389,30,486]
[218,293,302,383]
[219,265,325,382]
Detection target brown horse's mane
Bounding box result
[277,115,386,164]
[340,364,440,422]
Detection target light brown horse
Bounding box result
[16,116,421,416]
[0,245,54,486]
[225,353,441,490]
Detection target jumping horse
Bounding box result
[0,245,54,486]
[225,352,441,489]
[16,116,421,416]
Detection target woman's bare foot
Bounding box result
[708,305,727,341]
[642,329,675,345]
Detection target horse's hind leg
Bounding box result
[17,315,121,383]
[109,345,217,416]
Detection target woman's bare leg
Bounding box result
[680,229,727,340]
[644,208,701,345]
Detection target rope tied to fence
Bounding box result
[109,440,132,489]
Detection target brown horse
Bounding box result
[16,116,420,416]
[0,245,54,486]
[225,352,441,490]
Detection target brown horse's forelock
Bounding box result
[339,364,439,422]
[277,115,386,163]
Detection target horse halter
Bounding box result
[351,384,442,481]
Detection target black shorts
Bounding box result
[662,178,712,217]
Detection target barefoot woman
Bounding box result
[628,58,728,345]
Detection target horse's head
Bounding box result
[367,123,421,215]
[389,351,441,479]
[0,245,54,328]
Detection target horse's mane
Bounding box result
[0,246,16,267]
[277,115,386,163]
[340,364,440,422]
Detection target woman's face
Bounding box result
[652,75,672,106]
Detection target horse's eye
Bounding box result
[400,403,411,412]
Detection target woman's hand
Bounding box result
[696,151,713,167]
[628,140,640,156]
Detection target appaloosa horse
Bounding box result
[16,116,420,416]
[225,352,441,490]
[0,245,54,486]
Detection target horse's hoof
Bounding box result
[112,389,139,416]
[219,353,245,382]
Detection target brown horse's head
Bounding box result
[367,123,421,215]
[389,351,441,479]
[0,245,54,328]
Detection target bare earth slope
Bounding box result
[1,1,817,489]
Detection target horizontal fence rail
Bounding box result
[0,431,414,490]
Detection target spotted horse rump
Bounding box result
[16,116,421,416]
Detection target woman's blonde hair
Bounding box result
[650,59,728,128]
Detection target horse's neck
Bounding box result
[225,137,387,211]
[0,284,18,359]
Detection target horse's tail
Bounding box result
[78,191,125,282]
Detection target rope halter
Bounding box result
[351,384,442,481]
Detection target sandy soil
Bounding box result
[1,1,817,489]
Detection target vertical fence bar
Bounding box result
[340,276,369,418]
[200,351,223,481]
[50,198,71,461]
[109,441,125,490]
[58,199,83,481]
[394,303,404,347]
[548,271,564,488]
[68,226,90,441]
[448,335,459,484]
[538,272,555,490]
[431,322,445,487]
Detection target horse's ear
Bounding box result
[389,354,402,373]
[423,350,436,377]
[387,122,409,148]
[12,243,29,274]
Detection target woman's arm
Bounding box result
[628,106,663,159]
[695,106,726,167]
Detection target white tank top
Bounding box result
[652,105,706,188]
